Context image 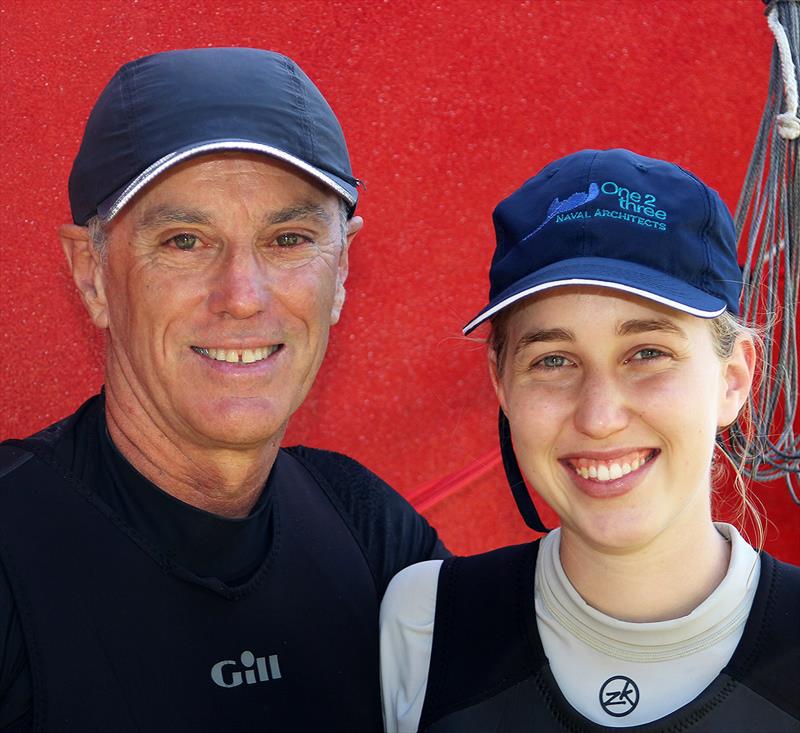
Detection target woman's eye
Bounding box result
[631,348,668,361]
[168,233,198,251]
[275,233,306,247]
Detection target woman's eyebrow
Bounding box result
[617,318,688,338]
[513,328,574,357]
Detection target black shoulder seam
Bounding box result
[724,553,800,717]
[283,447,380,596]
[0,446,33,479]
[0,514,48,730]
[728,552,779,679]
[420,545,543,729]
[418,556,460,729]
[1,436,183,587]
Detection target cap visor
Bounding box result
[463,257,728,334]
[96,139,357,221]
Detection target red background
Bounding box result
[1,0,797,562]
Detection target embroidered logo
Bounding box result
[524,179,669,241]
[210,650,282,688]
[521,182,599,243]
[599,675,639,717]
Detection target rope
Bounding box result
[767,5,800,138]
[725,0,799,503]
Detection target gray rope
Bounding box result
[725,0,799,503]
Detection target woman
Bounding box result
[380,149,800,732]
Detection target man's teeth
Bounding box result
[572,451,653,482]
[193,346,279,363]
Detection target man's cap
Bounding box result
[68,47,359,225]
[463,148,742,334]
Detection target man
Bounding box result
[0,48,446,732]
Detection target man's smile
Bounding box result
[191,344,283,364]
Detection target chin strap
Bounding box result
[498,408,549,533]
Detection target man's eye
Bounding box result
[168,233,198,250]
[275,233,306,247]
[534,354,571,369]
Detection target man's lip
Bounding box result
[191,344,283,365]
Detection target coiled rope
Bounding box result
[724,0,799,503]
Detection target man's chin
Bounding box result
[182,398,290,451]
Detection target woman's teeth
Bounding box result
[571,450,654,482]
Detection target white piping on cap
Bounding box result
[462,278,727,334]
[102,140,355,221]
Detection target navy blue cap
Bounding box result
[463,148,742,334]
[68,48,359,225]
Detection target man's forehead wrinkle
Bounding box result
[136,204,213,230]
[265,203,334,227]
[617,318,688,338]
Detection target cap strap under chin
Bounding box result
[498,409,550,533]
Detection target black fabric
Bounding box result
[0,394,446,732]
[291,445,450,598]
[419,541,800,733]
[419,542,543,728]
[0,560,28,730]
[722,552,800,715]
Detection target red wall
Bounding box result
[1,0,797,562]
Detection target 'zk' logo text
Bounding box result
[599,675,639,717]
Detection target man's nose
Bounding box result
[208,248,269,319]
[572,370,630,439]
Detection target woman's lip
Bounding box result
[560,450,658,499]
[560,448,655,462]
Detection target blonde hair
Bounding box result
[710,313,766,551]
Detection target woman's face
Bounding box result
[491,287,753,553]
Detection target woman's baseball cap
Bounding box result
[463,148,742,334]
[68,47,360,225]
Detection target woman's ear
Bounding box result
[60,224,109,329]
[488,347,509,415]
[717,335,756,429]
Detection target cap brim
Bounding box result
[463,257,728,334]
[96,139,358,222]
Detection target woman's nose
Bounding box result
[572,370,631,439]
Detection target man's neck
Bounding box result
[104,389,282,519]
[558,513,731,623]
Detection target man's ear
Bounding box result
[59,224,109,329]
[330,215,363,325]
[717,335,756,429]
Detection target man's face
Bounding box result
[92,153,355,450]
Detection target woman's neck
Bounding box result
[558,520,731,623]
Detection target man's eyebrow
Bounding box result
[617,318,688,338]
[136,205,212,230]
[513,328,574,357]
[265,203,333,226]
